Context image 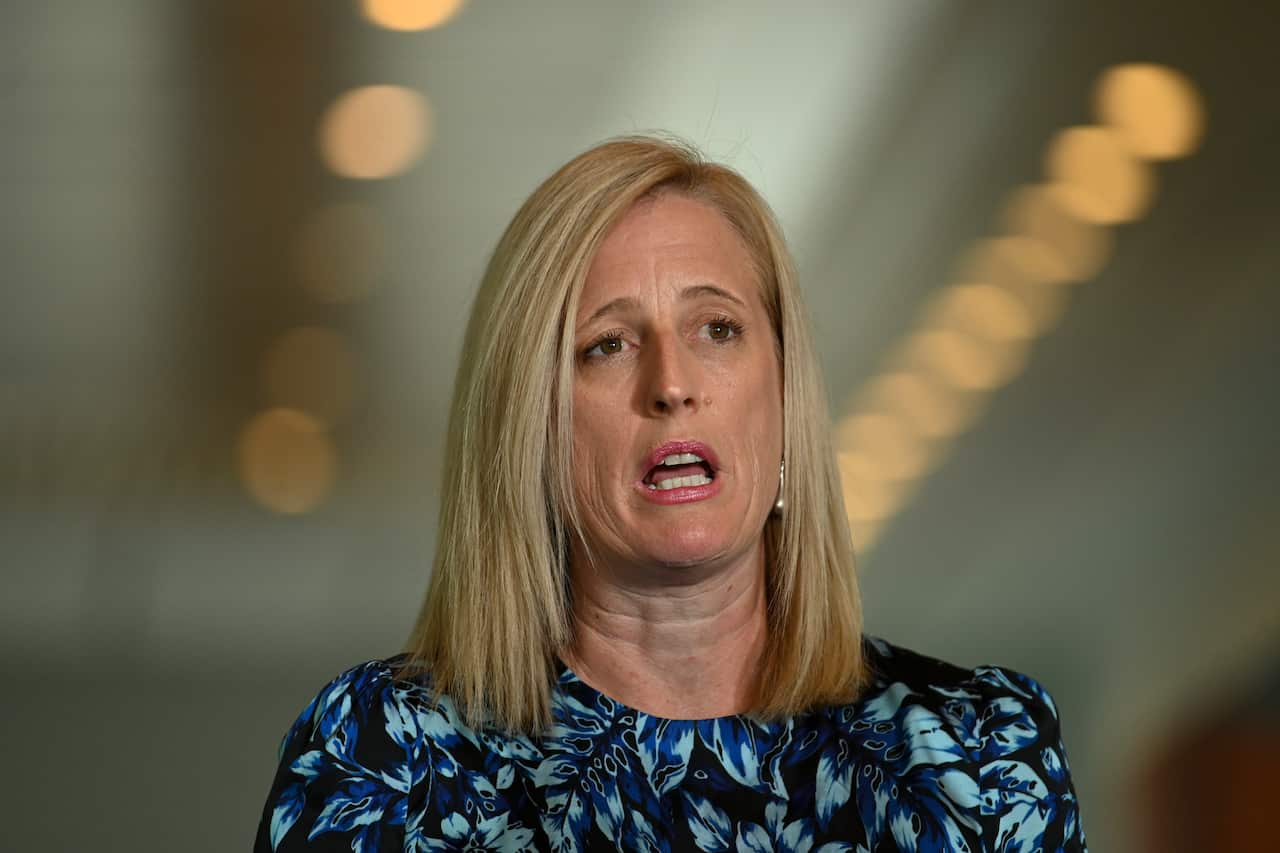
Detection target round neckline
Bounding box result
[553,657,760,724]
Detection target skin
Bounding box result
[565,192,783,719]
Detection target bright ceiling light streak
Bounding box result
[1046,125,1155,225]
[1095,63,1205,161]
[1002,184,1114,282]
[925,282,1036,343]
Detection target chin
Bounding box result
[646,526,739,570]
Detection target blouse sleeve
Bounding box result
[969,666,1088,852]
[253,661,424,852]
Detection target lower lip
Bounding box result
[634,476,722,505]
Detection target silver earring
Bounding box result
[773,460,785,516]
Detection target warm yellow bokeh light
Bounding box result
[926,282,1036,343]
[237,408,337,515]
[320,85,432,179]
[835,412,932,482]
[902,327,1029,392]
[958,235,1071,288]
[261,326,357,426]
[1002,184,1113,281]
[842,475,903,524]
[837,450,885,485]
[1046,125,1154,225]
[1095,63,1205,160]
[956,237,1072,334]
[828,70,1202,552]
[295,203,385,303]
[848,519,882,554]
[857,371,978,440]
[361,0,466,31]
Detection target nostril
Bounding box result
[652,385,694,413]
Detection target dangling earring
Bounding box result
[772,460,785,516]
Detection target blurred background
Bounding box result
[3,1,1278,850]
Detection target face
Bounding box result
[569,192,783,577]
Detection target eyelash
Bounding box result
[582,328,629,359]
[702,314,746,342]
[581,315,746,360]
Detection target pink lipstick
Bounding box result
[635,439,722,505]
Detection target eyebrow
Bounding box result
[581,284,748,327]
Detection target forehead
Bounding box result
[579,193,760,309]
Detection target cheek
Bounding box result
[572,396,629,494]
[739,358,783,441]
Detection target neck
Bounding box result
[564,545,768,719]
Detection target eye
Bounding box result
[702,316,744,342]
[584,332,628,359]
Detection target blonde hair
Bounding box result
[403,135,866,732]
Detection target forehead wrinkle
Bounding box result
[577,196,759,331]
[581,295,642,328]
[577,280,747,333]
[680,283,747,309]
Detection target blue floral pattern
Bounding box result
[255,638,1086,851]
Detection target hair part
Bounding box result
[402,135,866,732]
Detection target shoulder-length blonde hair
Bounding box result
[403,135,865,732]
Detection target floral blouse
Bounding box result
[255,637,1086,851]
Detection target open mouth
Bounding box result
[644,452,716,491]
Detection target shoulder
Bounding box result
[847,635,1087,850]
[865,630,1064,712]
[855,634,1073,767]
[861,633,977,692]
[256,657,485,851]
[283,658,404,736]
[858,634,1070,756]
[273,657,455,768]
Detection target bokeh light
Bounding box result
[319,85,432,179]
[260,326,357,426]
[828,61,1205,563]
[1002,184,1114,281]
[901,327,1029,392]
[956,237,1073,334]
[294,202,386,304]
[1095,63,1205,160]
[835,412,933,482]
[925,282,1036,343]
[837,450,886,485]
[1046,125,1155,224]
[857,371,979,441]
[842,474,904,524]
[847,518,882,554]
[361,0,467,31]
[236,408,337,515]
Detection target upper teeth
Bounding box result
[650,474,712,491]
[660,453,704,466]
[647,453,712,491]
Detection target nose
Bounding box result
[644,334,701,416]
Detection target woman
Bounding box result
[255,136,1086,851]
